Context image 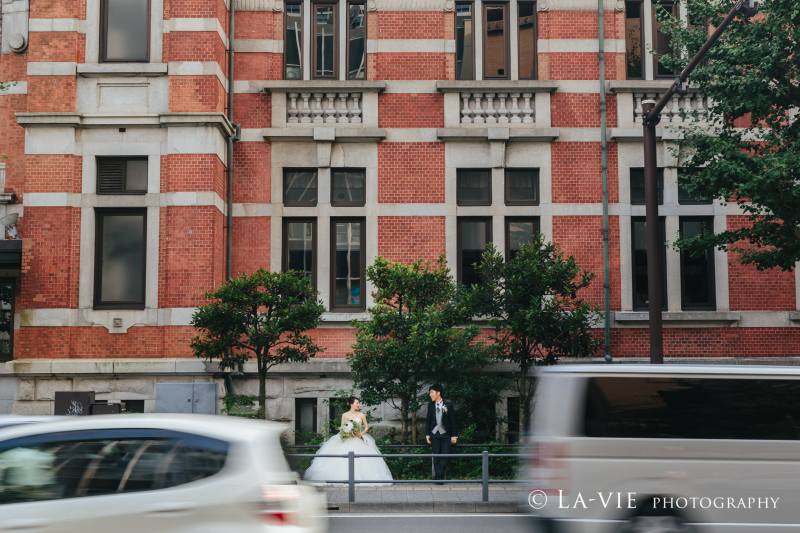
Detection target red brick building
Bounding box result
[0,0,798,421]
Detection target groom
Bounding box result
[425,384,458,483]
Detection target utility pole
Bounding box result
[642,0,758,364]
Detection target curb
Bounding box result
[328,502,525,513]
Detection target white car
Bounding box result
[529,364,800,533]
[0,414,327,533]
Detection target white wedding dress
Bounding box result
[302,418,393,486]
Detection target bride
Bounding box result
[303,396,393,486]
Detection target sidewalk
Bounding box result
[320,483,533,513]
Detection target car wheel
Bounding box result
[617,501,693,533]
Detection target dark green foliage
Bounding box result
[469,235,603,433]
[658,0,800,270]
[220,393,258,418]
[190,268,326,419]
[348,255,505,444]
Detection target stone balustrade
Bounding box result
[287,92,363,124]
[633,91,709,123]
[460,92,535,124]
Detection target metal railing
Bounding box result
[284,450,529,503]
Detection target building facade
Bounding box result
[0,0,798,424]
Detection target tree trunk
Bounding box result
[411,389,418,445]
[400,395,409,445]
[258,355,267,420]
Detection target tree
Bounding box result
[190,268,326,419]
[658,0,800,271]
[469,235,603,434]
[348,255,503,444]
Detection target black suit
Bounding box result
[425,400,458,478]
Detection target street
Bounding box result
[328,513,540,533]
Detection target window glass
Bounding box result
[457,170,491,205]
[285,3,303,79]
[97,158,148,195]
[333,221,363,308]
[284,170,318,205]
[625,1,643,78]
[96,212,145,307]
[653,1,677,77]
[505,169,538,205]
[518,2,536,80]
[315,5,336,78]
[680,217,715,309]
[0,432,227,504]
[455,3,474,80]
[331,170,365,205]
[584,377,800,440]
[348,3,366,79]
[459,219,489,286]
[678,168,711,204]
[103,0,148,62]
[629,168,663,205]
[631,217,667,310]
[285,220,315,284]
[0,282,13,361]
[484,4,508,78]
[506,218,538,260]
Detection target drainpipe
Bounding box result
[599,0,612,363]
[227,0,240,281]
[225,0,242,393]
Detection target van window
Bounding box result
[584,377,800,440]
[0,429,228,504]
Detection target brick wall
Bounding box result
[551,143,619,203]
[378,94,444,128]
[377,216,447,264]
[377,143,445,203]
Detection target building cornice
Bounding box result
[16,112,235,137]
[436,80,559,93]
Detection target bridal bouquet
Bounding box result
[339,418,364,440]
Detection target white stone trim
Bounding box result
[367,0,455,11]
[168,62,229,91]
[28,18,86,33]
[166,18,229,47]
[0,81,26,95]
[537,39,626,54]
[366,39,455,54]
[27,62,77,76]
[538,0,625,11]
[235,39,283,53]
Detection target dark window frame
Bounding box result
[100,0,151,63]
[505,217,540,260]
[93,208,147,310]
[330,217,366,312]
[482,2,510,80]
[282,218,318,292]
[0,278,14,362]
[331,168,366,207]
[630,216,667,311]
[457,168,492,206]
[346,1,367,80]
[652,0,678,79]
[457,217,492,284]
[455,1,476,81]
[629,167,663,205]
[679,216,716,311]
[678,168,712,205]
[295,398,318,441]
[517,1,537,80]
[283,168,319,207]
[504,168,539,206]
[624,0,645,80]
[284,1,304,80]
[311,1,339,80]
[96,157,148,195]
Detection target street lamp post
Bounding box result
[642,0,758,364]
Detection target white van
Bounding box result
[529,365,800,533]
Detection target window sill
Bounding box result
[437,127,559,142]
[790,312,800,323]
[322,312,368,324]
[263,80,386,93]
[608,80,697,93]
[77,63,168,78]
[614,311,740,326]
[436,80,559,93]
[262,127,386,143]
